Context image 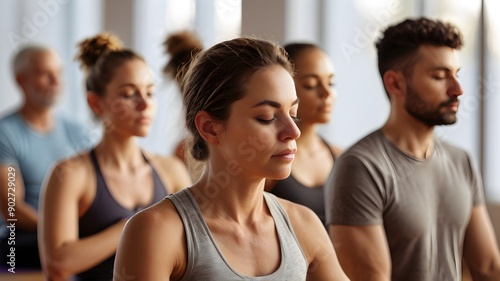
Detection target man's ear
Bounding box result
[15,73,23,86]
[87,92,104,116]
[194,111,223,144]
[15,73,26,91]
[383,70,406,99]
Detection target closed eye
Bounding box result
[256,117,275,124]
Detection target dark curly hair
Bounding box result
[180,37,293,161]
[375,17,463,95]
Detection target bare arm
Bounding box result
[329,224,391,281]
[463,205,500,281]
[114,200,186,281]
[284,201,349,280]
[0,165,38,231]
[38,158,127,280]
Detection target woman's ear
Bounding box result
[383,70,406,99]
[194,111,223,144]
[87,92,103,116]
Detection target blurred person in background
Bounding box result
[266,43,341,226]
[0,45,91,271]
[38,33,191,281]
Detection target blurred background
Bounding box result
[0,0,499,200]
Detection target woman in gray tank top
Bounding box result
[114,37,349,281]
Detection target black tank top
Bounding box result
[270,139,336,226]
[76,149,168,281]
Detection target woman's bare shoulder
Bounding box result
[46,152,93,193]
[144,153,192,192]
[330,144,343,158]
[275,197,319,225]
[126,197,184,234]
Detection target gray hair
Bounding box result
[12,45,55,75]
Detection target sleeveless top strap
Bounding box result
[168,189,308,280]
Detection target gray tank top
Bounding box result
[168,189,308,280]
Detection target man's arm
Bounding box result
[0,165,38,231]
[329,224,391,281]
[463,205,500,281]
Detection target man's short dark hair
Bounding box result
[375,17,463,80]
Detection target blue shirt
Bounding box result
[0,111,92,211]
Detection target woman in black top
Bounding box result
[266,43,341,226]
[38,33,191,281]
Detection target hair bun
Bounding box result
[164,31,202,58]
[163,31,203,78]
[76,32,124,70]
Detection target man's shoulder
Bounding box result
[436,137,466,152]
[0,111,22,128]
[0,111,26,139]
[435,137,470,159]
[341,129,387,160]
[55,113,86,130]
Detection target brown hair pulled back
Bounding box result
[75,32,144,96]
[181,37,293,161]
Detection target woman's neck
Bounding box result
[94,134,144,171]
[190,162,267,225]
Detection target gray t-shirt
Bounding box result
[168,189,308,280]
[326,130,484,281]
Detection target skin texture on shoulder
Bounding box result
[278,198,349,281]
[146,153,192,193]
[114,198,187,281]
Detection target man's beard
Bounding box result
[27,88,59,108]
[405,85,458,127]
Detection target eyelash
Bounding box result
[304,83,335,90]
[256,116,301,124]
[121,92,155,99]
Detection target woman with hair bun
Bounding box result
[163,30,203,83]
[38,33,191,281]
[114,37,349,281]
[163,31,203,165]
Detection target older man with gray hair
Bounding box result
[0,45,91,271]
